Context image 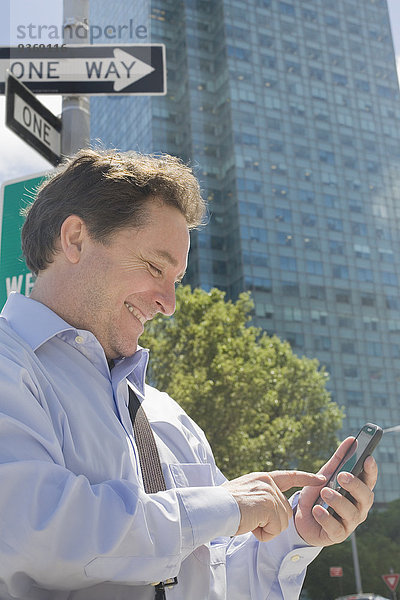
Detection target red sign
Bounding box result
[382,573,400,592]
[330,567,343,578]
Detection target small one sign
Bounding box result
[330,567,343,578]
[0,173,49,308]
[382,573,400,592]
[6,72,62,166]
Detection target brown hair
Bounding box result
[21,148,206,275]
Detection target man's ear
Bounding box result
[59,215,86,264]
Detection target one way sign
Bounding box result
[0,45,166,95]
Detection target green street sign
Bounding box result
[0,173,48,308]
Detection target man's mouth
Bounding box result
[124,302,146,325]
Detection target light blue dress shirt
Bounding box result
[0,292,320,599]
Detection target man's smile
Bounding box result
[124,302,147,325]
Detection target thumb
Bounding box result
[268,470,326,492]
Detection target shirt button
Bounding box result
[75,335,84,344]
[291,554,301,562]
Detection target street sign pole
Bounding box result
[62,0,90,155]
[350,532,363,595]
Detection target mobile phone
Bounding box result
[314,422,382,515]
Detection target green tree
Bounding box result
[303,499,400,599]
[141,286,343,479]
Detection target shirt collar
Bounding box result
[1,292,75,351]
[1,293,149,394]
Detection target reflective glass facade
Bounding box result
[91,0,400,503]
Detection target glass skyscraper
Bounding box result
[90,0,400,503]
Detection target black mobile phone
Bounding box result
[315,422,382,515]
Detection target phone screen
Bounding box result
[316,423,381,509]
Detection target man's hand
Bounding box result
[295,437,378,547]
[223,471,326,542]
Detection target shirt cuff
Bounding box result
[176,485,240,550]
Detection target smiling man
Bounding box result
[0,149,377,599]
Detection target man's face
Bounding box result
[70,201,190,359]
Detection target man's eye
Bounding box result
[149,263,162,276]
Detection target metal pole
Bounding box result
[62,0,90,155]
[350,531,363,594]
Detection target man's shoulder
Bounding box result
[143,383,182,414]
[143,383,208,440]
[0,317,37,367]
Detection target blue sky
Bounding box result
[0,0,399,188]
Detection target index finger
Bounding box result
[268,470,326,492]
[317,437,356,479]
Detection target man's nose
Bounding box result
[155,282,176,316]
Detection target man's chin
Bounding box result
[118,341,140,359]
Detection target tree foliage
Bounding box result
[141,286,343,479]
[303,499,400,600]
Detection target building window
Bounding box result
[361,293,375,307]
[333,265,349,279]
[279,1,295,15]
[312,310,328,325]
[381,271,398,286]
[213,260,227,275]
[283,306,302,321]
[386,295,399,310]
[332,73,348,86]
[367,342,382,357]
[355,79,370,92]
[227,46,252,62]
[338,315,353,328]
[391,344,400,359]
[351,222,368,236]
[285,332,304,349]
[344,366,358,378]
[363,317,378,331]
[336,290,351,303]
[245,277,272,292]
[357,268,373,282]
[327,217,343,232]
[325,15,340,28]
[298,189,315,203]
[282,281,300,296]
[324,194,337,208]
[307,260,324,275]
[302,8,318,23]
[319,150,335,164]
[275,208,292,223]
[302,213,317,227]
[285,61,301,75]
[276,232,293,246]
[330,240,345,255]
[309,285,326,300]
[346,390,363,405]
[314,336,331,351]
[304,237,320,250]
[239,201,263,217]
[354,244,370,258]
[243,252,269,267]
[379,249,394,263]
[280,256,297,271]
[241,226,268,244]
[341,341,356,354]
